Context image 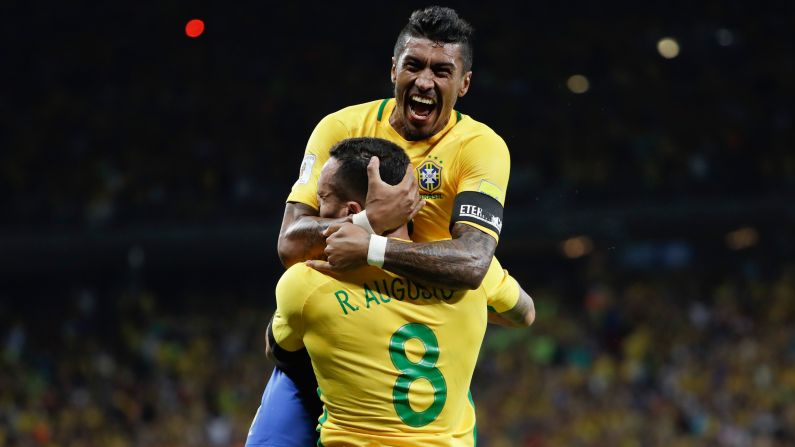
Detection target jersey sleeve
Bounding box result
[286,114,350,209]
[451,130,510,241]
[481,256,520,313]
[272,265,312,352]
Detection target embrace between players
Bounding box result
[246,7,535,447]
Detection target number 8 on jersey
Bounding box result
[389,323,448,427]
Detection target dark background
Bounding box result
[2,1,794,446]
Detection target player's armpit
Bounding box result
[277,202,351,267]
[383,223,496,290]
[494,287,535,328]
[266,322,317,395]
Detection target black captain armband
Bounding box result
[450,191,504,235]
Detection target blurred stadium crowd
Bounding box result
[3,257,794,446]
[3,2,794,447]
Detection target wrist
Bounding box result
[367,235,388,268]
[352,210,376,234]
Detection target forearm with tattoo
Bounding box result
[277,202,349,267]
[383,223,497,290]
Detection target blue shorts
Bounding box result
[245,367,319,447]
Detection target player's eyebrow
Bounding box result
[431,62,455,71]
[403,55,423,65]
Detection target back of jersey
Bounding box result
[287,264,487,446]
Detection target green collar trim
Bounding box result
[377,98,389,121]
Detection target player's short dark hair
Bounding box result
[328,137,410,204]
[394,6,474,72]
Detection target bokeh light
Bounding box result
[561,236,594,258]
[566,74,590,94]
[185,19,205,38]
[657,37,680,59]
[726,227,759,250]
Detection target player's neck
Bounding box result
[383,225,410,241]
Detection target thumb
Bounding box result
[366,156,383,186]
[306,260,334,273]
[323,223,343,237]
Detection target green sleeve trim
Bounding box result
[487,305,497,313]
[377,98,390,121]
[468,390,477,446]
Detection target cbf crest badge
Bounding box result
[417,160,442,193]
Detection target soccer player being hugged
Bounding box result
[246,6,530,446]
[268,137,534,446]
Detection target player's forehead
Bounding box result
[398,36,464,67]
[318,158,340,193]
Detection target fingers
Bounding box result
[408,199,426,221]
[399,164,416,189]
[366,156,382,187]
[323,223,344,237]
[306,260,334,272]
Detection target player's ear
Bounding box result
[391,57,397,83]
[346,201,363,216]
[458,71,472,97]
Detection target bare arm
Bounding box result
[488,287,535,328]
[264,317,275,361]
[277,202,350,268]
[384,223,497,289]
[309,222,497,289]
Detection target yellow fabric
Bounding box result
[272,262,519,446]
[287,98,511,242]
[285,97,519,311]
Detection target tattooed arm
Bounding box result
[383,223,496,289]
[277,202,351,268]
[309,221,497,290]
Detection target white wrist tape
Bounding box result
[367,235,387,268]
[352,210,376,234]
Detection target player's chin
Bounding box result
[405,112,438,140]
[404,121,435,140]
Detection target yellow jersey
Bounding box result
[288,98,510,242]
[271,262,520,446]
[287,98,518,307]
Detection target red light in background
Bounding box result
[185,19,205,38]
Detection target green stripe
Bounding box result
[316,387,328,445]
[487,305,497,313]
[468,390,477,446]
[317,388,329,426]
[456,110,462,123]
[377,98,389,121]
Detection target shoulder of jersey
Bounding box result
[452,111,504,142]
[282,263,335,289]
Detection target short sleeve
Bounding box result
[481,257,520,313]
[457,131,510,204]
[286,115,350,209]
[272,265,312,351]
[452,130,510,240]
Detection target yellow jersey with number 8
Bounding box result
[271,262,519,446]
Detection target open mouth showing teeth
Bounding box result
[409,94,437,119]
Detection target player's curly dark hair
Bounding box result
[393,6,474,71]
[329,137,410,203]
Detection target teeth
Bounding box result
[411,95,436,105]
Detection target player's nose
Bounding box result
[415,69,434,91]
